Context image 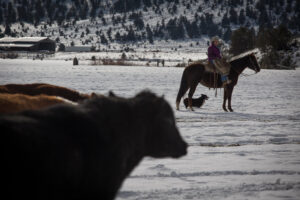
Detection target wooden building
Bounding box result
[0,37,56,52]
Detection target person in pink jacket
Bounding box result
[208,36,231,86]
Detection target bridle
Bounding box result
[248,54,260,73]
[230,54,259,76]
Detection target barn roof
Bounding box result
[0,37,50,43]
[0,43,35,48]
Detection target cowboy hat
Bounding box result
[211,36,220,42]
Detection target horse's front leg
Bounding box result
[228,86,234,112]
[188,83,197,111]
[223,87,228,112]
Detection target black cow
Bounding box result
[0,90,187,200]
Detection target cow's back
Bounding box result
[0,93,68,113]
[0,83,90,102]
[0,101,121,200]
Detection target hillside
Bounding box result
[0,0,299,50]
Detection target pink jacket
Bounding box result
[208,44,221,62]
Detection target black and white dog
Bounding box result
[183,94,209,109]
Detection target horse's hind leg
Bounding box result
[227,87,234,112]
[188,83,198,111]
[223,87,228,112]
[176,82,189,110]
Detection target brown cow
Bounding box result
[0,83,91,102]
[1,90,187,200]
[0,93,75,114]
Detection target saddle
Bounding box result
[194,59,216,73]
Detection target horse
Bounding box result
[0,83,91,102]
[176,53,261,112]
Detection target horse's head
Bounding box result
[248,53,260,73]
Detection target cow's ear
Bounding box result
[91,92,97,98]
[109,91,116,97]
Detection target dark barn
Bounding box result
[0,37,55,52]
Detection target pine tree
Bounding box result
[223,27,232,42]
[107,28,112,41]
[134,17,144,30]
[35,0,44,23]
[100,34,108,44]
[115,31,122,42]
[199,16,207,35]
[143,0,152,7]
[238,9,245,25]
[125,26,136,41]
[166,18,177,39]
[7,2,17,23]
[258,10,269,27]
[146,24,154,44]
[0,7,3,24]
[4,22,12,36]
[221,13,230,27]
[229,7,238,24]
[230,27,256,55]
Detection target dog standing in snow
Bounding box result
[183,94,209,109]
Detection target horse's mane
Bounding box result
[228,48,259,62]
[186,62,205,68]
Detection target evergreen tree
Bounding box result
[238,9,245,24]
[90,7,97,19]
[7,2,17,23]
[4,22,12,36]
[86,27,90,35]
[221,13,230,27]
[66,6,76,20]
[35,0,44,23]
[115,31,122,42]
[107,28,113,41]
[100,34,108,44]
[0,7,3,24]
[143,0,152,7]
[186,20,200,38]
[199,16,207,35]
[230,27,255,55]
[229,7,238,24]
[146,24,154,44]
[58,43,65,51]
[258,10,269,27]
[125,26,136,41]
[134,17,144,30]
[176,19,185,39]
[172,4,177,14]
[166,18,177,39]
[223,27,232,42]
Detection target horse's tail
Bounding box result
[176,68,189,108]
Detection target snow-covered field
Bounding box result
[0,59,299,200]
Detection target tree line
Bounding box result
[1,0,299,43]
[230,25,296,69]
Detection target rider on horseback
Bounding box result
[208,36,231,86]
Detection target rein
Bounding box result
[241,56,259,77]
[230,55,258,78]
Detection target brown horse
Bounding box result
[0,83,91,102]
[176,53,260,112]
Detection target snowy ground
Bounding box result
[0,59,299,200]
